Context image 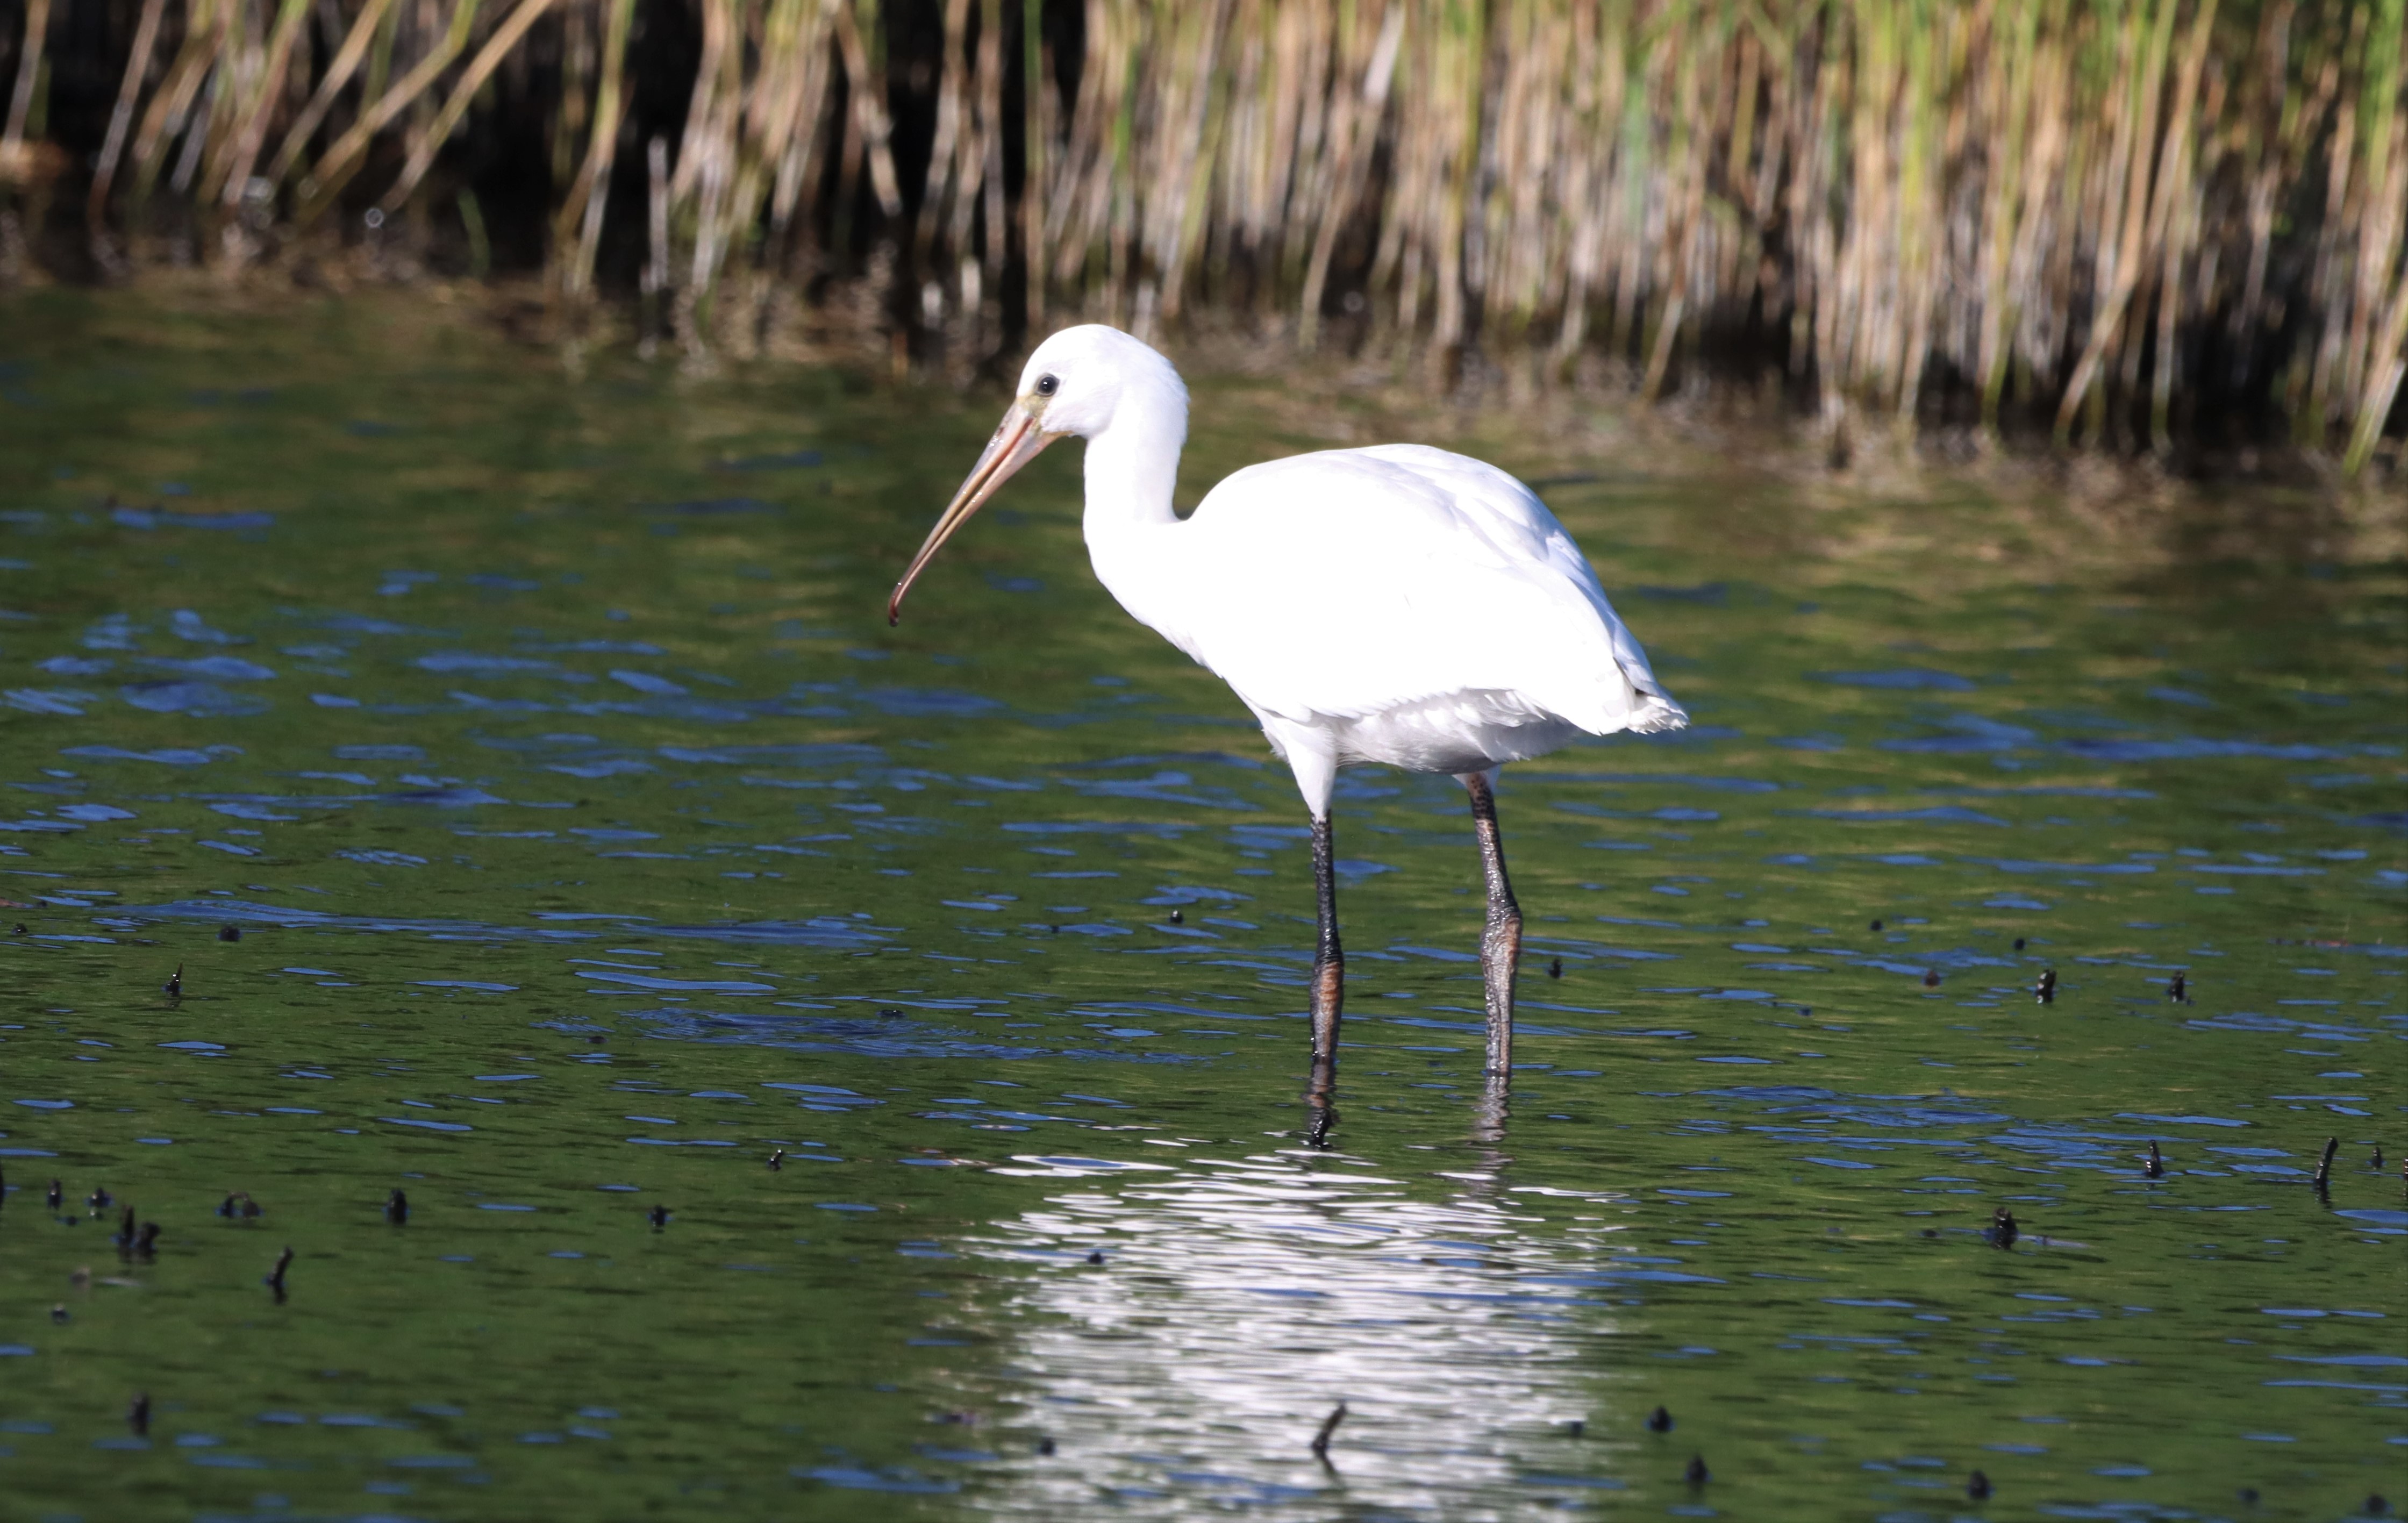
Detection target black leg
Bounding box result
[1473,1070,1511,1146]
[1463,770,1521,1076]
[1305,811,1343,1144]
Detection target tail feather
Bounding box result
[1626,692,1690,734]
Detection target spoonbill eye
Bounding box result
[1034,374,1059,397]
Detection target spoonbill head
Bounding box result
[894,325,1687,1141]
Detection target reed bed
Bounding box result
[2,0,2401,468]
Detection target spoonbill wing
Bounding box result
[1167,445,1685,737]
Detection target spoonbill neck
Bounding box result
[1078,387,1187,541]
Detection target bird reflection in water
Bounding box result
[955,1091,1625,1518]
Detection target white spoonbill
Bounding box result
[891,326,1685,1120]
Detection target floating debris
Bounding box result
[266,1247,293,1300]
[1685,1454,1710,1486]
[1547,957,1563,978]
[1309,1402,1347,1459]
[46,1179,62,1211]
[218,925,242,942]
[385,1189,409,1226]
[135,1222,160,1258]
[127,1392,149,1438]
[1035,1436,1056,1456]
[1647,1405,1674,1433]
[2034,968,2057,1004]
[1990,1207,2019,1249]
[2145,1141,2165,1178]
[2012,937,2026,951]
[87,1187,112,1214]
[1869,919,1883,932]
[218,1191,261,1221]
[112,1208,136,1254]
[1921,969,1941,988]
[1968,1469,1992,1500]
[647,1204,669,1229]
[2168,970,2187,1003]
[1085,1249,1104,1265]
[1564,1418,1585,1437]
[163,964,183,999]
[49,1304,68,1324]
[2314,1135,2339,1192]
[768,1149,785,1172]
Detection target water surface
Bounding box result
[0,289,2400,1521]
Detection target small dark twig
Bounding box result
[2313,1135,2339,1193]
[1309,1402,1347,1461]
[266,1246,292,1301]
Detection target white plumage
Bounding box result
[894,325,1685,816]
[1130,443,1687,801]
[891,324,1687,1103]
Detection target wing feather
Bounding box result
[1169,446,1685,735]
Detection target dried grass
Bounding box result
[3,0,2401,469]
